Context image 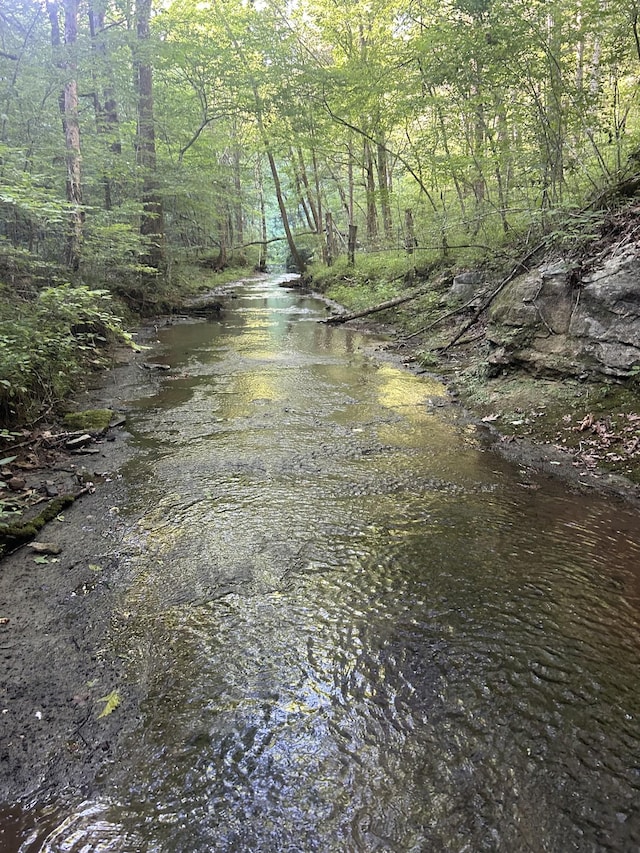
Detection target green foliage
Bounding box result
[0,285,130,423]
[310,252,418,291]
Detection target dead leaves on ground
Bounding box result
[562,411,640,469]
[0,428,101,520]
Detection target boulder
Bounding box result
[486,252,640,379]
[450,271,486,304]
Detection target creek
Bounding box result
[8,275,640,850]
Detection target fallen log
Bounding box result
[0,486,92,559]
[323,275,450,325]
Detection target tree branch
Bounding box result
[321,91,440,213]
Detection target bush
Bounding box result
[0,283,130,424]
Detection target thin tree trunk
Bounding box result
[326,212,337,266]
[348,136,356,266]
[232,124,244,246]
[377,139,392,240]
[47,0,84,271]
[134,0,165,271]
[255,155,267,272]
[265,147,305,272]
[404,208,417,254]
[88,2,121,211]
[348,224,357,266]
[297,148,321,232]
[363,139,378,244]
[292,148,315,230]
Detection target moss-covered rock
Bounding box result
[63,409,114,432]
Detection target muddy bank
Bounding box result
[0,341,163,813]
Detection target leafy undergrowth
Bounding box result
[0,283,135,424]
[172,261,261,302]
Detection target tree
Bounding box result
[134,0,165,271]
[47,0,84,271]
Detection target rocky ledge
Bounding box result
[485,249,640,381]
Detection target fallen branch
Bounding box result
[402,288,489,340]
[323,273,450,325]
[323,288,429,324]
[446,332,486,348]
[0,486,92,559]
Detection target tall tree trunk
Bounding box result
[134,0,165,271]
[348,136,356,266]
[404,208,417,254]
[311,148,327,263]
[47,0,84,271]
[326,211,337,266]
[265,146,304,272]
[363,139,378,244]
[88,2,121,211]
[232,121,244,247]
[256,156,268,272]
[544,10,565,205]
[377,139,393,240]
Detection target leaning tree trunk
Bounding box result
[134,0,165,271]
[47,0,84,271]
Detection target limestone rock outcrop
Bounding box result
[484,251,640,379]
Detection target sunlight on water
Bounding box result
[7,275,640,852]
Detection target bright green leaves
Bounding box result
[0,284,129,421]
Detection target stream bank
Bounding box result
[1,273,639,852]
[310,213,640,506]
[0,271,638,795]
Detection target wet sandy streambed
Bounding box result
[3,274,640,850]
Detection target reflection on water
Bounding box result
[12,276,640,851]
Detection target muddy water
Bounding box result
[15,276,640,850]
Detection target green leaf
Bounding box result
[97,690,121,718]
[33,556,48,564]
[0,456,17,466]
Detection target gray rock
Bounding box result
[450,271,486,303]
[486,252,640,379]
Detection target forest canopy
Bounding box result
[1,0,638,283]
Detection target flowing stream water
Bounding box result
[9,275,640,850]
